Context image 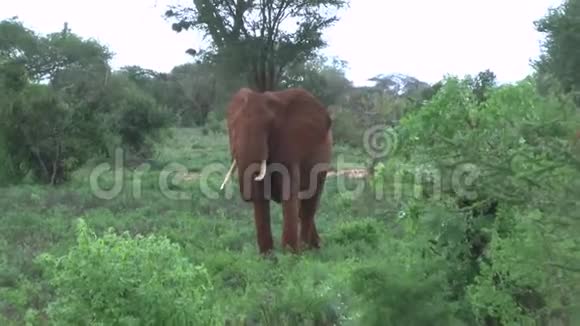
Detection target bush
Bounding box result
[101,74,173,157]
[350,262,460,326]
[329,218,381,249]
[381,75,580,324]
[38,219,216,325]
[330,106,365,147]
[0,133,15,185]
[0,20,172,185]
[202,111,225,135]
[0,84,93,184]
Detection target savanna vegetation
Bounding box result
[1,0,580,324]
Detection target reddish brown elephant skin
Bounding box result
[225,87,333,254]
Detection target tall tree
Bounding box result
[0,19,170,184]
[0,19,113,184]
[470,69,496,103]
[281,54,352,105]
[164,0,349,92]
[0,19,112,84]
[534,0,580,97]
[368,73,431,97]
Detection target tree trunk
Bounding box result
[251,53,278,92]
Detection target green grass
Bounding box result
[1,127,406,325]
[5,126,574,325]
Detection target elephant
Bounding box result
[220,87,333,254]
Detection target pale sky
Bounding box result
[1,0,564,86]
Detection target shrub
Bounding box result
[349,233,461,326]
[99,74,172,158]
[384,75,580,324]
[0,20,172,185]
[0,133,15,185]
[329,219,381,249]
[0,84,95,184]
[38,219,216,325]
[202,111,225,135]
[330,106,365,147]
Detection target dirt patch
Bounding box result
[182,172,200,181]
[327,168,368,179]
[174,172,200,182]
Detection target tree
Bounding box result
[469,69,496,103]
[0,19,112,83]
[368,73,431,97]
[168,62,219,125]
[0,19,170,184]
[164,0,349,92]
[281,54,352,105]
[0,19,114,184]
[534,0,580,98]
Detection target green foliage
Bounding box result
[1,121,579,325]
[350,259,459,326]
[165,0,349,91]
[119,62,227,127]
[468,69,497,103]
[0,83,89,184]
[535,0,580,99]
[0,19,112,82]
[98,73,173,157]
[329,219,380,249]
[0,133,12,185]
[329,105,366,147]
[328,74,435,148]
[3,3,580,325]
[466,208,554,325]
[0,19,171,184]
[387,74,580,324]
[282,55,353,106]
[398,76,580,207]
[38,219,215,325]
[202,111,225,135]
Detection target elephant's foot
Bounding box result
[308,234,320,249]
[281,213,299,253]
[281,231,299,253]
[299,220,320,250]
[300,235,320,250]
[309,226,321,249]
[257,235,274,255]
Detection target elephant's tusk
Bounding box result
[220,159,236,190]
[254,160,267,181]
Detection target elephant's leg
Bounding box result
[299,175,325,249]
[253,199,273,254]
[299,197,320,249]
[281,165,300,252]
[282,197,299,252]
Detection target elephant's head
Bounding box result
[220,88,275,201]
[220,87,332,201]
